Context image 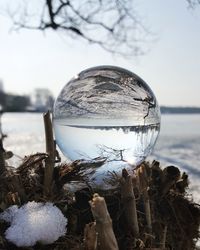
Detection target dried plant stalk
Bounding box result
[161,225,167,249]
[43,111,55,196]
[137,164,152,232]
[161,166,180,197]
[121,169,139,237]
[9,174,27,203]
[89,193,119,250]
[5,192,21,206]
[0,139,5,175]
[84,222,97,250]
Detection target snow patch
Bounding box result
[0,201,67,247]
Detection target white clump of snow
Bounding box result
[0,201,67,247]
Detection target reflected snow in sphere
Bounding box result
[53,66,160,185]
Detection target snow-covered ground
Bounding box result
[2,112,200,203]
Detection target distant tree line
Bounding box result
[160,106,200,114]
[0,89,54,112]
[0,90,30,112]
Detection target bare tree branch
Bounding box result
[186,0,200,8]
[5,0,152,57]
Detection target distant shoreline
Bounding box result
[160,106,200,114]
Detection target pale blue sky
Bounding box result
[0,0,200,106]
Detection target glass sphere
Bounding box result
[53,66,160,167]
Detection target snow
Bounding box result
[0,201,67,247]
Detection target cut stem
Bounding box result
[89,193,119,250]
[0,139,5,175]
[161,225,167,249]
[43,111,55,196]
[137,165,152,232]
[84,222,97,250]
[121,169,139,237]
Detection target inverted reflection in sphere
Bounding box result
[53,66,160,188]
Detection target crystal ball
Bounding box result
[53,66,160,167]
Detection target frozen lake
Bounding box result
[1,112,200,202]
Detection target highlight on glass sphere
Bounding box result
[53,65,160,167]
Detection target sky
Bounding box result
[0,0,200,106]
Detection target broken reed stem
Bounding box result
[0,138,5,175]
[9,174,27,204]
[84,222,97,250]
[89,193,119,250]
[121,169,139,237]
[0,115,2,139]
[161,225,167,249]
[143,191,152,233]
[43,111,55,197]
[137,165,152,233]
